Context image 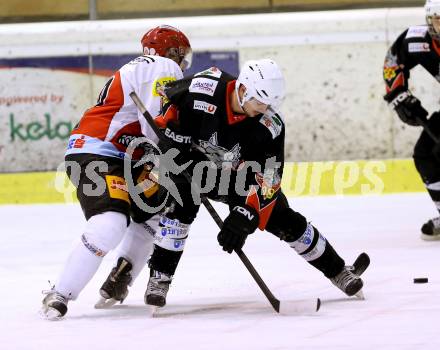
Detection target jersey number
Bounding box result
[96,76,115,106]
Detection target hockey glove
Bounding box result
[217,205,259,254]
[389,91,428,126]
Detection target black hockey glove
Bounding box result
[217,205,259,254]
[388,91,428,126]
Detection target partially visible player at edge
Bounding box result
[383,0,440,240]
[40,25,192,320]
[99,59,369,309]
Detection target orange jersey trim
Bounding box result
[154,104,179,128]
[72,71,124,140]
[245,185,277,230]
[433,38,440,56]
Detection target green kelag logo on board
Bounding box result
[9,113,73,141]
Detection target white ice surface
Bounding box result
[1,193,439,350]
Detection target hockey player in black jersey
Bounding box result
[99,59,367,308]
[383,0,440,240]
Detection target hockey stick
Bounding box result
[416,115,440,144]
[129,91,320,314]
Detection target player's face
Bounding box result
[243,97,269,118]
[236,85,269,117]
[166,47,192,71]
[432,16,440,34]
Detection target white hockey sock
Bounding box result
[55,211,127,300]
[56,240,102,300]
[115,216,158,284]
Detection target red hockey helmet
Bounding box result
[141,25,192,71]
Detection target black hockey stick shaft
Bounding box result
[416,116,440,143]
[129,91,281,312]
[199,197,280,312]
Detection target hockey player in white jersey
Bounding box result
[40,25,192,320]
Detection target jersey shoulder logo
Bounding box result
[408,42,430,53]
[193,100,217,115]
[194,67,222,79]
[152,76,177,97]
[189,77,218,96]
[152,76,177,106]
[405,26,429,39]
[259,112,283,139]
[128,56,155,65]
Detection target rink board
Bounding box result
[0,158,425,204]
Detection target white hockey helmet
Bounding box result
[235,59,285,111]
[425,0,440,40]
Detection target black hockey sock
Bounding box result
[308,242,345,279]
[148,245,183,276]
[426,187,440,214]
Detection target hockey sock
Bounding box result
[425,181,440,214]
[115,218,157,284]
[56,240,103,300]
[55,211,127,300]
[288,223,345,278]
[148,245,183,276]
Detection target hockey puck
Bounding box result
[413,278,428,283]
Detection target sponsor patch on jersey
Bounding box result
[152,76,177,97]
[259,113,283,139]
[189,77,218,96]
[405,26,428,39]
[256,169,282,200]
[67,135,86,149]
[383,67,397,81]
[193,100,217,114]
[194,67,222,79]
[105,175,130,203]
[136,168,159,198]
[408,42,430,53]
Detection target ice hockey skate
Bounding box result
[330,253,369,298]
[330,266,363,297]
[421,216,440,240]
[95,257,133,309]
[40,289,69,320]
[145,269,172,307]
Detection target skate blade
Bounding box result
[94,297,119,309]
[355,289,365,300]
[278,298,321,315]
[39,307,63,321]
[420,233,440,241]
[148,305,158,317]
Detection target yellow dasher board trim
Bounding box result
[281,159,425,197]
[0,171,77,204]
[0,159,426,205]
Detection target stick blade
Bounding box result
[278,298,321,315]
